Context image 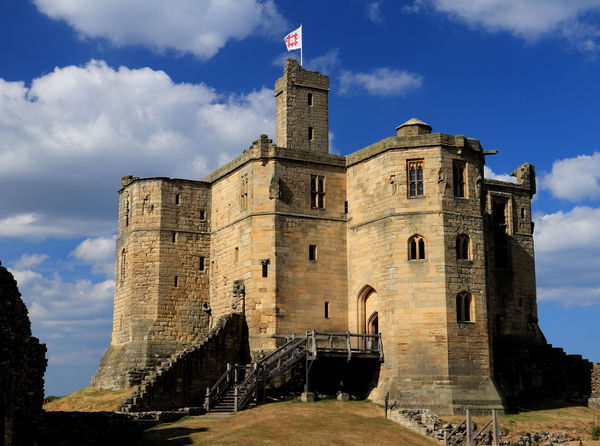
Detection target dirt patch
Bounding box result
[124,400,438,446]
[44,386,132,412]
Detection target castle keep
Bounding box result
[92,59,587,414]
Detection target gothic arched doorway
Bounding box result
[357,286,380,334]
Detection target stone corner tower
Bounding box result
[274,58,330,154]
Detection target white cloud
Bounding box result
[534,206,600,253]
[484,165,517,183]
[33,0,286,59]
[307,48,341,74]
[535,206,600,306]
[0,60,275,240]
[366,2,383,24]
[14,253,49,270]
[339,68,423,96]
[407,0,600,51]
[71,235,117,277]
[541,152,600,201]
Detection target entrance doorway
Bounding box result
[357,286,380,334]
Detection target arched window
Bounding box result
[456,291,473,322]
[456,234,470,260]
[408,235,426,260]
[120,249,126,285]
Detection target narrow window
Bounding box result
[456,234,470,260]
[408,235,426,260]
[199,209,206,220]
[174,276,179,287]
[199,256,205,271]
[172,232,177,243]
[453,161,466,198]
[234,247,239,263]
[456,291,473,322]
[308,127,314,141]
[125,198,130,226]
[175,193,181,205]
[261,259,270,277]
[324,301,330,319]
[521,208,526,219]
[310,175,325,209]
[120,249,126,284]
[241,174,249,210]
[308,92,313,106]
[407,160,424,197]
[344,200,348,214]
[309,244,317,261]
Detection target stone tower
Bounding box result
[92,176,212,389]
[275,58,329,154]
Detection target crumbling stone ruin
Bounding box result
[0,263,47,446]
[92,58,598,414]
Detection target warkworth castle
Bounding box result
[92,59,596,414]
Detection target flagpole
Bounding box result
[300,24,303,66]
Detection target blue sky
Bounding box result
[2,0,600,396]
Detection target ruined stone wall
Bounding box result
[0,265,47,446]
[589,363,600,408]
[484,169,541,342]
[120,313,248,412]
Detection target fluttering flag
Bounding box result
[284,25,302,51]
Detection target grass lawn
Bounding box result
[44,386,131,412]
[123,400,439,446]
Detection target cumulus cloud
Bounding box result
[541,152,600,201]
[71,235,117,277]
[307,48,341,74]
[366,2,384,24]
[339,68,423,96]
[0,60,275,240]
[33,0,286,59]
[405,0,600,51]
[484,165,517,183]
[535,206,600,306]
[13,253,49,270]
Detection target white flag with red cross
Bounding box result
[284,25,302,52]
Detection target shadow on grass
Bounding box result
[122,426,209,446]
[506,398,582,413]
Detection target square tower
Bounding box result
[274,58,329,154]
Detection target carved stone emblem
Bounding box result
[269,176,281,199]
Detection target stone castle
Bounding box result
[92,59,594,414]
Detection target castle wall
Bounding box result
[93,177,211,389]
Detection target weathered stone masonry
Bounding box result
[93,58,597,414]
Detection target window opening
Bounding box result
[261,259,270,277]
[308,127,314,140]
[241,174,249,210]
[324,301,330,319]
[344,200,348,214]
[492,198,510,268]
[174,276,179,287]
[172,232,177,243]
[456,234,470,260]
[125,198,130,226]
[175,193,181,205]
[120,249,126,284]
[199,209,206,220]
[199,256,205,271]
[453,161,466,197]
[309,244,317,261]
[408,235,426,260]
[310,175,325,208]
[408,160,424,197]
[308,92,313,106]
[456,291,473,322]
